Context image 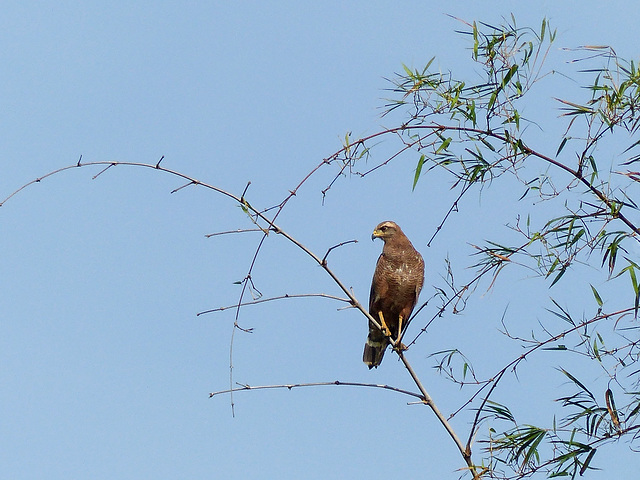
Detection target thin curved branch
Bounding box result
[0,161,238,206]
[321,239,358,266]
[205,228,265,237]
[465,370,506,454]
[427,181,475,247]
[197,293,352,316]
[209,380,424,401]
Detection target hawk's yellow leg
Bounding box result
[394,315,408,352]
[377,311,391,337]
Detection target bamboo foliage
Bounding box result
[337,17,640,478]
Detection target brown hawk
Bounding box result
[363,221,425,368]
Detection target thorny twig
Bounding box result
[209,380,423,400]
[197,293,352,315]
[321,239,358,266]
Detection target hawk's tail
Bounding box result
[363,333,388,369]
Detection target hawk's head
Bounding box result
[371,221,401,242]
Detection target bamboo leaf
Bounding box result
[484,400,516,423]
[472,21,479,60]
[559,368,595,401]
[627,399,640,418]
[435,137,452,154]
[488,91,497,110]
[556,137,568,156]
[424,56,435,71]
[412,154,426,191]
[550,264,568,287]
[593,338,601,362]
[546,298,574,325]
[605,389,621,431]
[521,427,546,467]
[590,284,603,307]
[579,448,597,476]
[567,228,584,247]
[628,261,640,316]
[501,64,519,89]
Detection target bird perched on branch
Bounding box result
[364,221,424,368]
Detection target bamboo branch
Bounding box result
[205,228,265,237]
[209,380,423,401]
[397,351,480,480]
[197,293,352,316]
[321,239,358,266]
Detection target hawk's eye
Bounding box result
[380,226,388,231]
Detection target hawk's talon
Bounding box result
[393,342,408,353]
[377,311,392,337]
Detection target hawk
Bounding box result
[363,221,425,368]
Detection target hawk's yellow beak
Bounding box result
[371,229,382,241]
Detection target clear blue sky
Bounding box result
[1,2,638,479]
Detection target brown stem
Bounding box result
[209,380,423,400]
[397,351,480,480]
[197,293,351,315]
